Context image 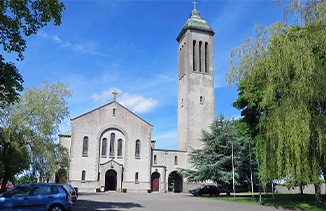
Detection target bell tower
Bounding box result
[176,4,215,152]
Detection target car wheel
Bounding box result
[49,204,65,211]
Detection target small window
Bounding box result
[110,133,115,157]
[135,172,139,183]
[135,140,140,158]
[117,139,123,157]
[82,136,88,156]
[82,170,86,181]
[200,96,203,104]
[181,99,184,108]
[102,138,107,156]
[174,156,178,165]
[154,155,157,164]
[113,108,116,117]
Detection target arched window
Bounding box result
[154,155,157,164]
[117,139,123,157]
[135,140,140,158]
[174,156,178,165]
[199,41,202,72]
[101,138,107,156]
[110,133,115,156]
[135,172,139,183]
[113,108,116,117]
[193,40,196,71]
[82,170,86,181]
[200,96,203,104]
[82,136,88,156]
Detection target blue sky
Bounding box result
[2,0,286,149]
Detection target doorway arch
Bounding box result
[151,172,160,192]
[105,169,117,191]
[168,171,183,193]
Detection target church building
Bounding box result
[59,4,215,193]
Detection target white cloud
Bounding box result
[92,87,122,103]
[92,88,158,113]
[52,35,62,43]
[119,93,158,114]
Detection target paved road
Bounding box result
[72,192,287,211]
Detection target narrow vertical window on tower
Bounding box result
[101,138,107,156]
[193,40,196,71]
[200,96,203,105]
[135,140,140,158]
[110,133,115,157]
[174,156,178,165]
[82,136,88,156]
[199,41,202,72]
[113,108,116,117]
[205,42,208,73]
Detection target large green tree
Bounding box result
[179,114,250,195]
[227,0,326,202]
[0,82,71,193]
[0,0,65,106]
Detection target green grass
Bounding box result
[204,193,326,211]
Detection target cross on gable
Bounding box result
[112,91,118,101]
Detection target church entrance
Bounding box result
[105,169,117,191]
[151,172,160,192]
[168,171,183,193]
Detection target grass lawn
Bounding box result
[205,193,326,211]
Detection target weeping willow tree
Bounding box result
[227,0,326,202]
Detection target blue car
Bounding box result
[0,183,73,211]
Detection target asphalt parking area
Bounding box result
[72,192,287,211]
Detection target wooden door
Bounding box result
[153,177,159,192]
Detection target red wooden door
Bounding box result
[153,177,159,192]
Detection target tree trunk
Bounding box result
[300,185,304,195]
[314,183,322,204]
[0,143,11,193]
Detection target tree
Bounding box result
[0,0,65,106]
[227,0,326,203]
[179,114,249,196]
[0,82,71,193]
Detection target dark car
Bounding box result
[192,185,220,196]
[0,183,73,211]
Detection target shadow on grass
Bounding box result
[204,194,326,211]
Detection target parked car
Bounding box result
[63,184,77,202]
[191,185,220,196]
[0,181,14,191]
[0,183,73,211]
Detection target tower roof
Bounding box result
[176,9,214,42]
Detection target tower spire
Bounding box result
[192,0,198,10]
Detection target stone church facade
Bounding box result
[59,6,215,193]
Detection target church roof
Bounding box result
[58,131,71,137]
[176,9,214,42]
[71,101,153,127]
